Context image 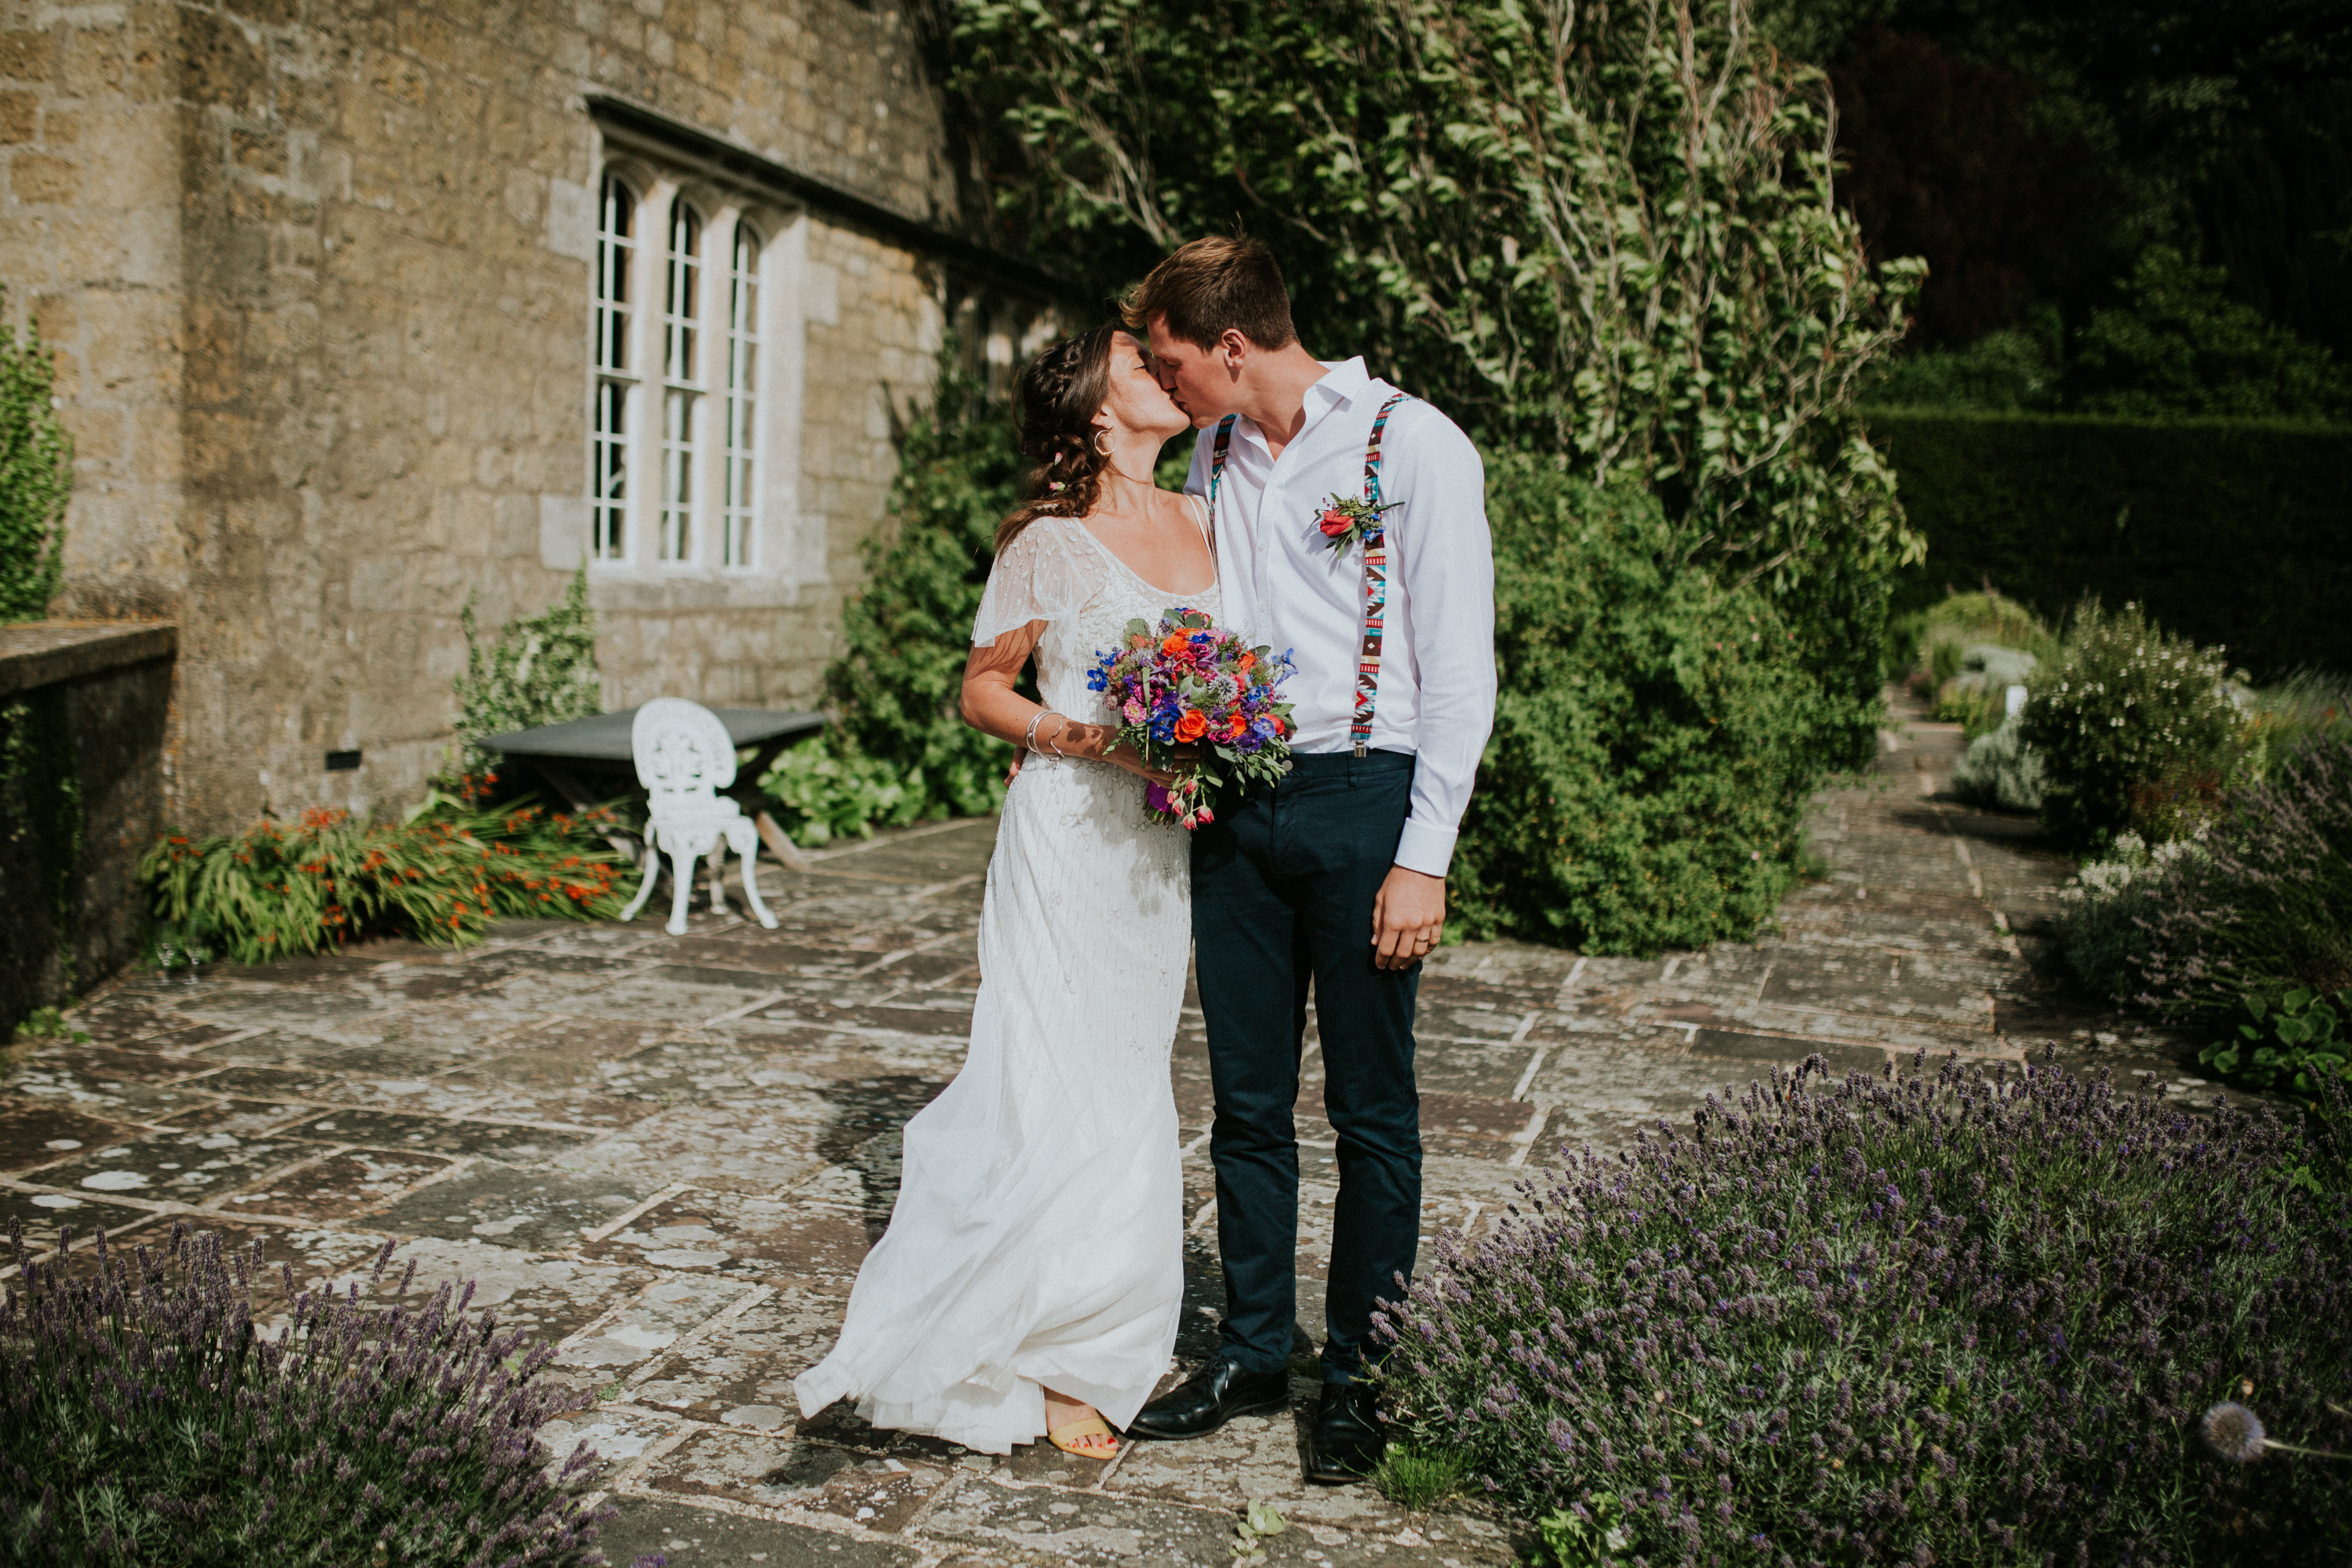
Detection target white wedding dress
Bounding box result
[794,505,1218,1453]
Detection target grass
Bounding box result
[1372,1443,1469,1511]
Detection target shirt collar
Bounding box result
[1235,357,1373,452]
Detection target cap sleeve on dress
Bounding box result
[972,517,1095,647]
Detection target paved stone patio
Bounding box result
[2,697,2234,1566]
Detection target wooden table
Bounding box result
[479,706,826,871]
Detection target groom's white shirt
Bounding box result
[1183,357,1497,878]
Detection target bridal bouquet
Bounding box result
[1087,607,1295,829]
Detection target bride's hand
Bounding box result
[1056,719,1188,786]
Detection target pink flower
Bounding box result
[1123,699,1146,724]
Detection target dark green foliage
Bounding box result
[825,353,1023,819]
[2074,246,2352,421]
[1377,1054,2352,1563]
[1450,463,1839,954]
[452,567,604,767]
[2199,988,2350,1099]
[2019,601,2239,849]
[0,1222,639,1568]
[0,309,71,625]
[0,691,82,1031]
[757,728,921,847]
[2138,730,2352,1023]
[1873,410,2352,679]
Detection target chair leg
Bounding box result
[665,845,696,936]
[735,833,779,929]
[708,847,729,918]
[618,827,662,923]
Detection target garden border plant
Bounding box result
[1374,1052,2352,1564]
[0,1219,650,1568]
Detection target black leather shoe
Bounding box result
[1126,1358,1290,1440]
[1304,1383,1386,1484]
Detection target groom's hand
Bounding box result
[1372,866,1446,970]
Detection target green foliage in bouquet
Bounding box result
[2019,599,2241,848]
[0,303,72,625]
[1451,459,1839,954]
[138,797,628,964]
[452,567,603,767]
[827,348,1024,819]
[758,728,921,848]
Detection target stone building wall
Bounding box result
[0,0,1008,835]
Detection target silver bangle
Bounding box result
[1046,716,1070,758]
[1023,711,1048,754]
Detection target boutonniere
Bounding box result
[1312,494,1400,556]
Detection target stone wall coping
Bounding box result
[0,622,179,701]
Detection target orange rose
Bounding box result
[1225,712,1248,740]
[1174,709,1209,742]
[1161,633,1191,658]
[1236,650,1256,672]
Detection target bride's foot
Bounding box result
[1043,1387,1119,1459]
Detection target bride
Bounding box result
[794,325,1213,1458]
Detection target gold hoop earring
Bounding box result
[1093,430,1114,457]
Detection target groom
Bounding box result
[1123,237,1496,1481]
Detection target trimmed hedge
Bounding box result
[1869,409,2352,679]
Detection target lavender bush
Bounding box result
[1375,1055,2352,1564]
[0,1220,648,1567]
[2137,730,2352,1026]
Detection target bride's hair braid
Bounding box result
[996,325,1117,554]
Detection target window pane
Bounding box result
[592,378,629,561]
[595,175,634,374]
[665,202,701,384]
[723,223,759,568]
[661,387,695,563]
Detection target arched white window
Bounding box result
[659,200,703,564]
[590,174,636,562]
[722,221,760,569]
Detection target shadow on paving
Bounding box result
[1,704,2247,1562]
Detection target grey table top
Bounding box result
[480,706,825,763]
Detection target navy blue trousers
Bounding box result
[1189,749,1422,1383]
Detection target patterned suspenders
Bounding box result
[1203,394,1412,758]
[1354,392,1411,756]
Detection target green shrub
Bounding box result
[452,566,604,767]
[758,728,922,847]
[2199,988,2350,1101]
[139,799,629,964]
[1873,410,2352,679]
[2019,600,2241,848]
[1376,1056,2352,1563]
[2138,730,2352,1024]
[2242,669,2352,781]
[2051,830,2201,1002]
[0,306,72,625]
[1951,714,2046,811]
[1860,322,2064,414]
[2073,246,2352,422]
[1451,460,1839,954]
[826,348,1023,820]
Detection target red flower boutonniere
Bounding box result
[1312,493,1400,556]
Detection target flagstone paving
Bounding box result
[3,693,2240,1567]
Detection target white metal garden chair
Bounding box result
[615,697,781,936]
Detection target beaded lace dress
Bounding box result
[795,505,1218,1452]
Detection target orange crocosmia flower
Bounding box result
[1174,709,1209,742]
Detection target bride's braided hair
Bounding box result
[996,324,1117,554]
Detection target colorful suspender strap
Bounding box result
[1206,414,1236,520]
[1353,392,1411,756]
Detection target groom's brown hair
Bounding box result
[1123,236,1297,351]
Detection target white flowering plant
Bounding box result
[2019,600,2243,848]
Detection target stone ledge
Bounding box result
[0,621,177,701]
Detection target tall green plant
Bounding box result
[0,306,72,623]
[451,567,603,765]
[953,0,1921,740]
[825,346,1025,818]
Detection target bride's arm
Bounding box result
[960,627,1177,785]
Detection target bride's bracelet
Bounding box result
[1045,715,1070,758]
[1023,710,1057,756]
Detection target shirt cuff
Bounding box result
[1393,818,1458,879]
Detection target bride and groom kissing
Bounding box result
[795,236,1496,1484]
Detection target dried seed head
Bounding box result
[2202,1402,2266,1464]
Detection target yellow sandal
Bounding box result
[1046,1415,1120,1460]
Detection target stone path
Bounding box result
[1,694,2229,1567]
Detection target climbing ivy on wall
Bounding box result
[0,691,84,990]
[0,300,73,624]
[450,567,604,768]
